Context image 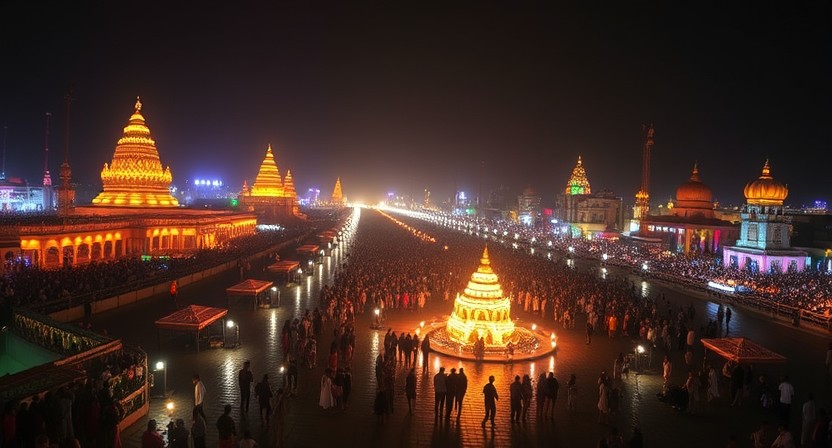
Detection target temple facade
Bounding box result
[722,161,808,273]
[1,98,257,269]
[553,156,623,236]
[638,163,738,254]
[238,144,300,219]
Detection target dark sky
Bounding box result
[1,2,830,206]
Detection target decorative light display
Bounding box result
[331,177,344,204]
[565,155,591,195]
[248,144,286,198]
[376,210,436,242]
[91,97,180,207]
[446,246,515,346]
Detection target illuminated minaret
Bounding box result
[633,124,654,220]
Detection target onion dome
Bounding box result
[446,246,515,346]
[675,163,713,204]
[91,97,179,207]
[249,144,285,197]
[744,160,788,206]
[565,156,591,195]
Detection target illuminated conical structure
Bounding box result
[331,177,344,204]
[91,97,179,207]
[249,144,284,197]
[565,155,591,195]
[283,169,297,200]
[446,246,515,346]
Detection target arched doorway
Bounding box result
[91,242,102,261]
[62,246,74,266]
[104,241,113,259]
[76,244,90,263]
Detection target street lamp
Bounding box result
[165,401,174,416]
[154,361,167,399]
[225,319,240,348]
[270,286,280,307]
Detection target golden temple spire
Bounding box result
[761,159,771,178]
[283,169,297,199]
[91,97,179,207]
[565,155,591,195]
[332,177,344,204]
[480,245,490,266]
[250,144,284,197]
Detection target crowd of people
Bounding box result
[412,210,832,320]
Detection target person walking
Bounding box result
[405,368,416,414]
[567,374,577,413]
[586,321,593,345]
[801,392,816,447]
[216,404,236,448]
[510,375,522,424]
[255,374,273,426]
[455,368,467,418]
[725,307,732,332]
[536,373,547,418]
[778,375,795,424]
[433,367,447,419]
[482,375,498,429]
[192,374,207,420]
[238,361,254,414]
[521,374,533,421]
[445,368,458,419]
[662,356,672,394]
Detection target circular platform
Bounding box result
[424,320,557,362]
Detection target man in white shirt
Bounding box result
[193,373,207,420]
[778,375,795,425]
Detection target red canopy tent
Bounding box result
[268,260,300,284]
[155,305,228,352]
[226,279,274,310]
[296,244,320,256]
[700,337,787,364]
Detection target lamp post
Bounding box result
[271,286,280,307]
[225,319,240,348]
[154,361,167,398]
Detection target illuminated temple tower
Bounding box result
[91,98,179,207]
[331,177,344,205]
[565,156,591,195]
[446,246,515,346]
[633,124,655,221]
[238,144,300,218]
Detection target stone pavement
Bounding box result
[93,209,831,447]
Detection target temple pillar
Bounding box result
[683,229,691,254]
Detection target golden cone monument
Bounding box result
[92,97,179,207]
[446,246,515,345]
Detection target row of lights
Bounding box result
[377,210,437,243]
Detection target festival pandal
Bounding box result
[426,246,556,362]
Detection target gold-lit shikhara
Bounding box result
[249,144,285,198]
[565,156,591,195]
[446,246,515,346]
[91,97,179,207]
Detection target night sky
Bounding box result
[1,2,830,206]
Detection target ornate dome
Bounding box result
[565,156,591,195]
[675,163,713,203]
[744,160,788,206]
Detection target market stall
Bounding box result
[154,305,228,352]
[226,279,274,311]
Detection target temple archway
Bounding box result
[104,241,113,259]
[76,244,90,263]
[91,242,102,261]
[62,247,74,266]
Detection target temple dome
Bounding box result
[675,163,713,203]
[91,97,179,207]
[744,160,788,206]
[565,156,591,195]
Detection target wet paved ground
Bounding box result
[96,208,832,447]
